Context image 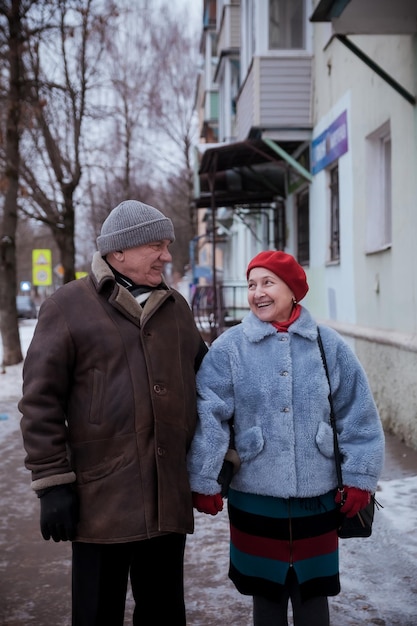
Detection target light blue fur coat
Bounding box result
[187,307,385,498]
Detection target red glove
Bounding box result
[192,492,223,515]
[335,486,371,518]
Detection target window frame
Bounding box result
[328,164,340,263]
[365,121,392,254]
[296,186,310,266]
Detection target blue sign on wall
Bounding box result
[311,110,348,175]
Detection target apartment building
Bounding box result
[193,0,417,448]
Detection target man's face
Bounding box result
[109,240,172,286]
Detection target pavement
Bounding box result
[1,323,417,624]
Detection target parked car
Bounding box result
[16,295,37,319]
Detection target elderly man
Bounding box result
[19,200,207,626]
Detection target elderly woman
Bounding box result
[187,251,385,626]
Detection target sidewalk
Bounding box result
[187,434,417,626]
[1,419,416,626]
[1,320,417,625]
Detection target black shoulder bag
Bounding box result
[317,327,381,538]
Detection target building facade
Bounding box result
[193,0,417,449]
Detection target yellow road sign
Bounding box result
[33,249,52,286]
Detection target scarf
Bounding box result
[271,303,301,332]
[106,262,162,304]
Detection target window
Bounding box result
[269,0,305,50]
[274,200,286,250]
[329,165,340,262]
[365,122,392,252]
[296,187,309,265]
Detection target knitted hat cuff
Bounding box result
[97,218,175,255]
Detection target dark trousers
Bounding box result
[253,568,330,626]
[72,533,186,626]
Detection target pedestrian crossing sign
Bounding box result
[32,249,52,286]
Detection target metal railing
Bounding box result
[191,284,249,343]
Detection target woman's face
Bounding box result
[247,266,295,323]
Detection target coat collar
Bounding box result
[91,251,115,291]
[241,307,318,343]
[90,251,171,323]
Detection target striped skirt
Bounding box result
[228,488,341,602]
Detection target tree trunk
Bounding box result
[54,229,76,285]
[0,0,24,367]
[54,192,76,284]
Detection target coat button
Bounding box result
[157,447,166,456]
[153,384,166,394]
[281,371,289,376]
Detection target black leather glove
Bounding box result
[38,483,79,542]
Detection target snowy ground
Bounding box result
[1,320,417,625]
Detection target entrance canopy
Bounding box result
[195,138,312,209]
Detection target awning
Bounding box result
[195,139,312,209]
[310,0,417,35]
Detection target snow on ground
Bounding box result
[0,320,35,435]
[1,320,417,625]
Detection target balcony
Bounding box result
[217,3,240,55]
[236,54,313,141]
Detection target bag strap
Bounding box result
[317,327,344,492]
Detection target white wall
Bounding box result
[311,30,417,333]
[307,93,357,324]
[308,28,417,447]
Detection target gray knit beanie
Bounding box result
[97,200,175,255]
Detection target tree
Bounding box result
[83,1,201,279]
[18,0,115,284]
[147,3,201,275]
[0,0,201,366]
[0,0,28,366]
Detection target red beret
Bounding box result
[246,250,309,302]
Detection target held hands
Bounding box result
[192,492,223,516]
[335,486,371,518]
[38,484,79,542]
